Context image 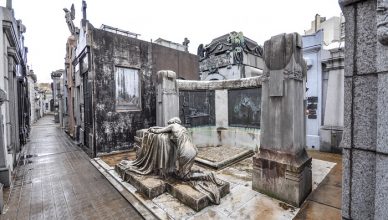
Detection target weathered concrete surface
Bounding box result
[177,76,263,90]
[0,116,142,220]
[97,149,336,219]
[156,70,179,127]
[340,0,388,219]
[252,33,311,207]
[115,163,230,212]
[188,127,260,152]
[195,145,254,169]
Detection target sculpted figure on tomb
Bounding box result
[119,117,224,204]
[63,4,77,35]
[121,117,197,179]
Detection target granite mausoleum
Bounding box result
[340,0,388,219]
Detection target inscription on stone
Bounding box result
[228,88,261,128]
[307,96,318,119]
[179,90,215,127]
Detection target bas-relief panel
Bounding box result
[228,88,261,128]
[179,90,215,127]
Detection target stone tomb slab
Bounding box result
[115,163,166,199]
[195,145,254,169]
[115,164,230,211]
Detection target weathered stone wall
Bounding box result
[340,0,388,219]
[92,30,155,153]
[176,77,262,150]
[91,30,200,154]
[152,44,199,80]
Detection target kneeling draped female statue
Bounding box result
[119,117,223,204]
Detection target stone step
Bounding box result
[115,164,230,211]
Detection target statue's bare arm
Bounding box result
[149,125,172,134]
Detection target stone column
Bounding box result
[320,47,344,153]
[340,0,388,219]
[156,70,179,127]
[0,89,11,187]
[252,33,312,207]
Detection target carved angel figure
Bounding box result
[63,4,76,35]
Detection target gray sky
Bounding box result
[3,0,341,83]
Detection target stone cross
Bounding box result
[252,33,311,207]
[82,0,87,20]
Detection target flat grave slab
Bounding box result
[195,145,254,169]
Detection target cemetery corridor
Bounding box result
[0,115,143,220]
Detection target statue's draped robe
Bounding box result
[173,128,197,178]
[123,132,176,177]
[120,127,224,205]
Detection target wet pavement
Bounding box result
[0,115,143,220]
[294,151,342,220]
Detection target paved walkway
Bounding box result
[294,151,342,219]
[1,115,143,220]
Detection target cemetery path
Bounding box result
[0,115,143,220]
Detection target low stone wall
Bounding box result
[177,76,262,150]
[188,126,260,151]
[156,71,263,150]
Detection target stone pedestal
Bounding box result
[320,126,343,153]
[339,0,388,219]
[252,33,312,207]
[156,70,179,127]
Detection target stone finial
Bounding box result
[6,0,12,9]
[82,0,87,20]
[263,33,306,97]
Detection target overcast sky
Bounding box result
[2,0,341,83]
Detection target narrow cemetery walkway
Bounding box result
[1,115,143,220]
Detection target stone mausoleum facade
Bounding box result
[61,1,199,157]
[198,32,264,80]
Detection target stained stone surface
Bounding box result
[115,163,230,212]
[375,154,388,218]
[96,150,336,219]
[340,0,388,218]
[195,146,254,169]
[354,0,377,75]
[353,75,378,151]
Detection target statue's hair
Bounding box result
[168,117,181,125]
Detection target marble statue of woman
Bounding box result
[119,117,224,204]
[149,117,198,180]
[120,117,197,179]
